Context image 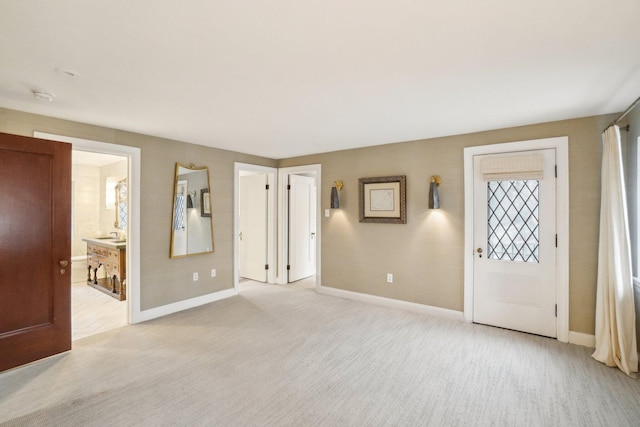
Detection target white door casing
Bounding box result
[310,185,317,272]
[473,149,557,337]
[288,174,316,282]
[464,137,569,343]
[239,173,268,282]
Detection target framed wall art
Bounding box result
[359,175,406,224]
[201,188,211,217]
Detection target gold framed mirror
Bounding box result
[170,163,215,258]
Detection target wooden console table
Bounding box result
[82,237,127,301]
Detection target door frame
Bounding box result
[278,164,321,287]
[463,136,569,342]
[34,132,142,324]
[233,163,278,290]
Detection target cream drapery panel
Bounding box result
[592,125,638,377]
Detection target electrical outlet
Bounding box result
[193,272,199,281]
[386,273,393,283]
[211,269,216,277]
[325,209,330,218]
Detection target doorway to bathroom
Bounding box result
[70,150,129,340]
[35,130,142,339]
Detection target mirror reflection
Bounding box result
[115,178,127,230]
[170,163,214,257]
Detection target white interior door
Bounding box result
[239,173,268,282]
[310,185,317,272]
[288,174,316,282]
[473,149,557,337]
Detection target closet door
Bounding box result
[288,174,316,282]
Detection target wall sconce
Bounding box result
[186,191,196,209]
[429,175,441,209]
[331,180,343,209]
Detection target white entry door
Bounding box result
[239,173,268,282]
[288,174,316,282]
[473,149,557,337]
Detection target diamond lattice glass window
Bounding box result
[118,202,127,229]
[487,180,539,263]
[174,195,185,231]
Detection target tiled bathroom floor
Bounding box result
[71,259,127,341]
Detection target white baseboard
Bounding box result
[568,331,596,348]
[318,285,601,348]
[138,288,237,323]
[318,285,464,322]
[569,278,639,349]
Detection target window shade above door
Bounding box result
[480,154,544,181]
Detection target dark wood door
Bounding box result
[0,132,71,372]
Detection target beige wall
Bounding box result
[0,106,620,334]
[0,107,277,311]
[280,114,618,335]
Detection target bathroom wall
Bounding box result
[70,159,127,258]
[99,159,127,235]
[71,164,100,258]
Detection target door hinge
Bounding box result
[287,184,291,190]
[555,304,558,317]
[555,234,558,247]
[266,184,269,190]
[287,264,291,270]
[555,164,557,178]
[265,264,269,270]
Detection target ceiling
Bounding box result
[72,150,125,167]
[1,1,639,159]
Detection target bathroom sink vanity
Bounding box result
[82,237,127,300]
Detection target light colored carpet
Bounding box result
[1,281,639,426]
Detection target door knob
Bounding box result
[59,259,68,275]
[476,248,483,258]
